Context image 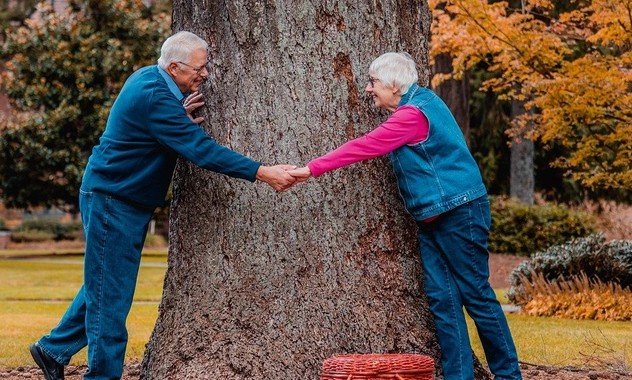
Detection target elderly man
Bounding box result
[29,31,295,380]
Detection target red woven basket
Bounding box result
[321,353,435,380]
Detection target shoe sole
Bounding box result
[29,344,60,380]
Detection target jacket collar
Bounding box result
[157,65,185,101]
[398,83,420,108]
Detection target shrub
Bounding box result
[10,229,56,242]
[144,233,167,248]
[0,217,5,230]
[55,221,84,241]
[508,234,632,312]
[489,196,597,256]
[14,219,58,234]
[509,234,632,290]
[12,219,83,241]
[514,271,632,321]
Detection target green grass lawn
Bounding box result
[468,314,631,371]
[0,250,166,367]
[0,301,158,367]
[1,251,630,371]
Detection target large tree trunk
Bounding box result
[141,1,491,379]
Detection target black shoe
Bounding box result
[29,343,65,380]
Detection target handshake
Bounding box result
[255,165,312,192]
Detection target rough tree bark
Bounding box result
[141,1,492,379]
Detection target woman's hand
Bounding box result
[286,166,312,183]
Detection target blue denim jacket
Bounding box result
[389,84,487,220]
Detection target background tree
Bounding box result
[142,1,491,379]
[467,66,513,196]
[0,0,40,41]
[0,0,170,212]
[430,0,471,145]
[510,95,534,204]
[429,0,632,197]
[432,53,471,146]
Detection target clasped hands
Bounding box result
[256,165,311,192]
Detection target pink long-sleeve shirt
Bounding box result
[307,105,438,222]
[307,106,429,177]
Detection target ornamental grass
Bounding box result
[513,271,632,321]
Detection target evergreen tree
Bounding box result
[0,0,170,212]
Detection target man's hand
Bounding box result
[183,91,205,123]
[286,166,312,183]
[256,165,297,192]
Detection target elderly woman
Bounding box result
[288,52,522,380]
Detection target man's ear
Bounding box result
[167,62,179,76]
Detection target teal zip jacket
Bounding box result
[81,65,261,208]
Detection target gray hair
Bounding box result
[369,52,418,95]
[157,31,208,69]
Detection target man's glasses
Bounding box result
[178,61,209,75]
[368,77,381,88]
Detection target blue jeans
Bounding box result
[417,195,521,380]
[37,190,153,380]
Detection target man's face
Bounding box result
[169,48,209,93]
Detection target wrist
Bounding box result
[255,165,268,182]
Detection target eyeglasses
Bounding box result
[177,61,209,75]
[368,77,381,88]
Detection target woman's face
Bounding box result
[365,74,401,112]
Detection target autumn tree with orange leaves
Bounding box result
[430,0,632,191]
